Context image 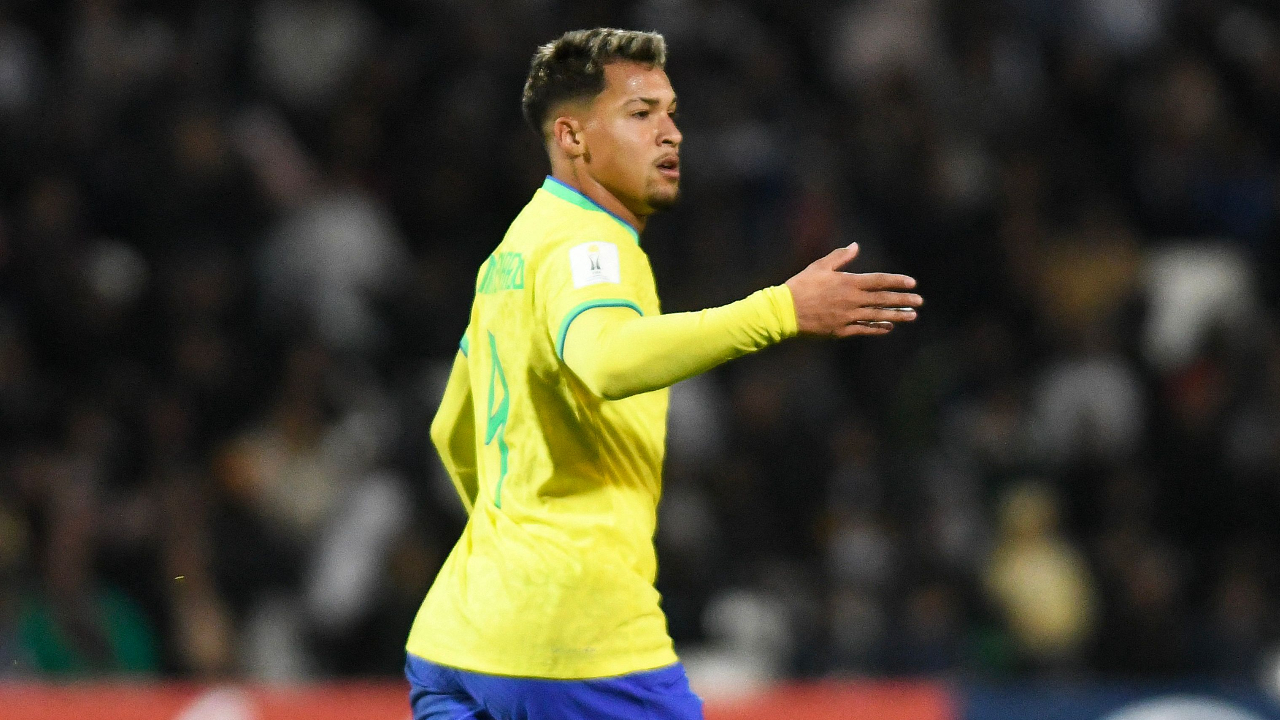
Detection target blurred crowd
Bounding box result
[1,0,1279,685]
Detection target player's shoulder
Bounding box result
[523,214,642,272]
[526,179,640,242]
[494,180,646,287]
[531,231,647,291]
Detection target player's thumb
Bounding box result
[814,242,859,271]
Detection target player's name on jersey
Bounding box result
[477,251,526,294]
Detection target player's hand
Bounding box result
[785,242,922,337]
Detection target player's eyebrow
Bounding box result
[628,95,678,107]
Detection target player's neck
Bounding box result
[551,168,646,235]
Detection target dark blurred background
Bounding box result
[0,0,1278,688]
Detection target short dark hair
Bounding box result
[522,28,667,136]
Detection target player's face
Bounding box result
[583,62,682,216]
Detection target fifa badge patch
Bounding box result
[569,242,621,288]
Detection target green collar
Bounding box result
[540,176,641,244]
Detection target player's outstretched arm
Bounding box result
[562,242,921,401]
[430,349,479,513]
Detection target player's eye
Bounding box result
[632,110,650,119]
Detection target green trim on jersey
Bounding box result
[540,177,641,245]
[555,299,643,359]
[484,332,510,508]
[459,334,469,356]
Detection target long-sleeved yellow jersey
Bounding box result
[406,177,796,679]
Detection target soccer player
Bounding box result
[405,28,922,720]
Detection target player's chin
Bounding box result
[646,185,681,211]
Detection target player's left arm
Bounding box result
[551,241,920,400]
[542,237,794,400]
[562,286,797,399]
[430,343,479,513]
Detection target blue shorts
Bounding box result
[405,653,704,720]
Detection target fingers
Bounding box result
[854,307,918,323]
[851,272,917,291]
[839,320,890,338]
[789,247,924,339]
[860,290,924,308]
[813,242,860,271]
[832,307,918,337]
[857,321,895,331]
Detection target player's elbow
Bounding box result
[429,412,453,459]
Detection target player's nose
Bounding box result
[659,114,682,147]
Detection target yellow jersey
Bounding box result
[406,176,677,678]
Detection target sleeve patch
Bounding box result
[568,242,621,288]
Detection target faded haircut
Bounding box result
[522,28,667,136]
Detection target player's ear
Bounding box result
[551,116,586,160]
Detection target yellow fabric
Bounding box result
[430,351,478,513]
[563,286,797,400]
[406,177,795,679]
